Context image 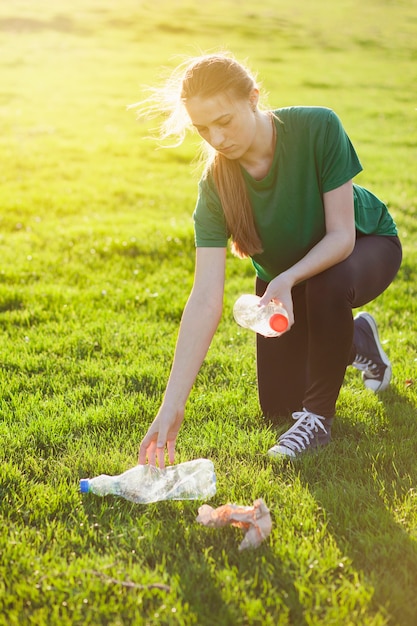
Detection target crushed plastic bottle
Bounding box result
[233,294,289,338]
[80,458,216,504]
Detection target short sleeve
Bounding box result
[321,110,363,193]
[193,176,229,247]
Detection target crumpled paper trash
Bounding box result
[196,498,272,551]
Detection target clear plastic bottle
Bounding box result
[79,458,216,504]
[233,294,289,338]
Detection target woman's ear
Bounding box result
[249,88,260,111]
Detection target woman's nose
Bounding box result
[209,128,225,148]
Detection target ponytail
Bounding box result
[209,153,263,258]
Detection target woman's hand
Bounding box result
[258,273,295,328]
[138,404,184,468]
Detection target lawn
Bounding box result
[1,0,417,624]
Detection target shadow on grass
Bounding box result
[131,504,306,626]
[294,387,417,626]
[162,545,306,626]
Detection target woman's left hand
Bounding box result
[258,273,295,328]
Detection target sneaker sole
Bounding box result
[354,311,392,392]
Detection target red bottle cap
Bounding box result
[269,313,288,333]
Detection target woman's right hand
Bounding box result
[138,404,185,468]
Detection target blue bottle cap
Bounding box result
[80,479,90,493]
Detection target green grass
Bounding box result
[1,0,417,624]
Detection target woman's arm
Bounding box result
[259,180,356,323]
[138,246,227,467]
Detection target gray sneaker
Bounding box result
[268,410,332,459]
[352,312,391,392]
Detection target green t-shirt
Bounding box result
[193,106,398,282]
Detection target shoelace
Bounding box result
[353,354,383,379]
[278,411,328,454]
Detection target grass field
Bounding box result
[1,0,417,624]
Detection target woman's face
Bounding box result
[185,89,258,160]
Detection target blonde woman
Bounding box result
[137,53,402,465]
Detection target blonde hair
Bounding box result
[133,53,264,258]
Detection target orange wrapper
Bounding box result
[196,498,272,550]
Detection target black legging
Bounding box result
[256,234,402,421]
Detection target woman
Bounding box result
[137,53,402,466]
